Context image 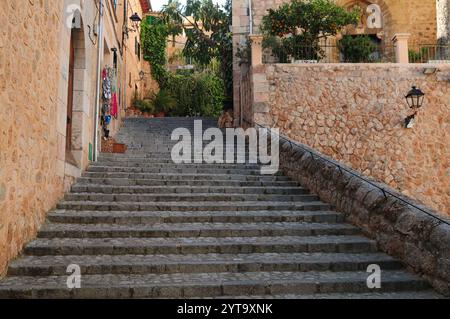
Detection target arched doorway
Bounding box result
[66,18,86,167]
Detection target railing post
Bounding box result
[249,34,264,66]
[392,33,411,63]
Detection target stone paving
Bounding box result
[0,118,442,299]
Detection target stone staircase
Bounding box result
[0,118,441,299]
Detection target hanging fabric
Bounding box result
[111,93,118,118]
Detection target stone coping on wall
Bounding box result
[269,63,450,67]
[274,132,450,296]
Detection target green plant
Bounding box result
[148,90,177,114]
[141,18,170,86]
[338,35,377,62]
[164,71,225,118]
[260,0,358,61]
[132,98,155,114]
[408,47,430,63]
[162,0,233,98]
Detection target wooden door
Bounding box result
[66,34,75,151]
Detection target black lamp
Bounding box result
[405,86,425,109]
[129,12,142,30]
[404,86,425,129]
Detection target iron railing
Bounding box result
[254,122,450,226]
[263,41,397,64]
[408,44,450,63]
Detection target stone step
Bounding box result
[103,153,256,159]
[64,193,319,203]
[98,155,254,161]
[91,162,263,169]
[47,210,345,225]
[7,253,402,276]
[23,235,377,256]
[214,291,443,299]
[76,177,299,187]
[82,172,291,181]
[37,222,360,239]
[0,271,429,299]
[86,167,284,175]
[70,185,309,195]
[56,201,333,212]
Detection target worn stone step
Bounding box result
[56,201,333,212]
[87,166,283,175]
[7,253,402,276]
[23,236,377,256]
[0,270,429,299]
[83,170,285,179]
[37,222,360,239]
[76,177,299,187]
[64,193,319,203]
[82,171,289,179]
[47,210,345,225]
[98,154,254,161]
[91,162,263,169]
[214,291,443,299]
[101,151,253,155]
[70,185,309,195]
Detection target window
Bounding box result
[135,37,141,61]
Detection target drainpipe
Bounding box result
[93,0,104,162]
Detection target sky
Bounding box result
[152,0,226,12]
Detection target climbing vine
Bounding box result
[140,18,169,86]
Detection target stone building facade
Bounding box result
[0,0,152,276]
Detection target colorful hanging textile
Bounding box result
[111,93,118,118]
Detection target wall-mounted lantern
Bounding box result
[124,13,142,38]
[129,13,142,31]
[404,86,425,129]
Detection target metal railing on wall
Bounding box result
[262,41,397,64]
[408,44,450,63]
[254,122,450,226]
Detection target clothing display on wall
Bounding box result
[101,66,118,139]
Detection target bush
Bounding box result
[338,35,377,63]
[163,72,225,118]
[148,90,177,114]
[132,98,155,114]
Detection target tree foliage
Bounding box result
[338,35,377,62]
[165,71,225,118]
[261,0,359,60]
[162,0,233,99]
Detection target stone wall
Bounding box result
[0,0,149,276]
[278,138,450,295]
[0,0,65,276]
[253,63,450,215]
